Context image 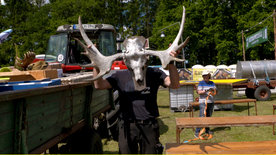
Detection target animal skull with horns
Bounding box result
[76,6,189,90]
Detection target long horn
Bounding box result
[77,16,123,80]
[145,6,189,68]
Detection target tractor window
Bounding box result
[98,31,116,56]
[66,31,116,65]
[68,39,91,65]
[45,33,68,63]
[63,30,116,66]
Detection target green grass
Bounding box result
[102,88,276,153]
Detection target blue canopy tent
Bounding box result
[0,29,12,44]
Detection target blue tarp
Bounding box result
[0,79,61,92]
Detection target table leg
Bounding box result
[176,127,180,144]
[254,101,257,116]
[189,106,192,117]
[191,106,194,117]
[247,102,250,116]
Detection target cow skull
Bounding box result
[76,6,189,90]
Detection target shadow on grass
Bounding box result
[182,104,255,117]
[233,104,253,112]
[212,127,231,132]
[158,105,170,108]
[103,151,119,154]
[157,118,169,135]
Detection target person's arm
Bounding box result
[212,85,217,95]
[164,51,180,89]
[196,83,207,95]
[93,68,112,90]
[197,89,207,95]
[197,87,217,95]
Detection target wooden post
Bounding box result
[273,10,276,60]
[242,30,246,61]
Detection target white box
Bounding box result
[169,85,194,112]
[214,84,233,110]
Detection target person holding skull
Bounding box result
[77,6,188,154]
[93,36,180,154]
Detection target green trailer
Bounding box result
[0,80,115,153]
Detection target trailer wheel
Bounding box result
[89,131,103,153]
[245,88,255,99]
[69,128,103,153]
[254,85,271,101]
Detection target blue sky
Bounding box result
[1,0,50,5]
[1,0,5,5]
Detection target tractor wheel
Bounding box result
[245,88,255,99]
[254,85,271,101]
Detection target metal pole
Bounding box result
[180,35,186,68]
[242,30,246,61]
[273,9,276,60]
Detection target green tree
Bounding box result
[238,0,276,60]
[120,0,159,38]
[1,0,275,68]
[151,0,275,67]
[150,0,183,49]
[0,0,33,66]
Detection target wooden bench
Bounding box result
[166,140,276,154]
[189,99,257,117]
[176,115,276,143]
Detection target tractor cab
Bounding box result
[45,24,120,73]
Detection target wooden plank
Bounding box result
[30,121,85,154]
[0,70,58,81]
[0,101,15,153]
[166,140,276,154]
[190,99,256,106]
[176,115,276,128]
[0,81,91,102]
[91,89,111,114]
[189,99,258,117]
[26,90,70,151]
[0,71,31,76]
[176,115,276,143]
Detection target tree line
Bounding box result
[0,0,275,67]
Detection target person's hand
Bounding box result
[169,50,181,57]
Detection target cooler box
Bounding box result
[0,79,61,92]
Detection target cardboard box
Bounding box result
[46,63,62,70]
[29,70,58,80]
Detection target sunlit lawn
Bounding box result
[102,88,276,154]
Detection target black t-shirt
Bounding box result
[106,67,167,120]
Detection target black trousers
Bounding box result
[118,119,162,154]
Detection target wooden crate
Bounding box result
[0,69,58,82]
